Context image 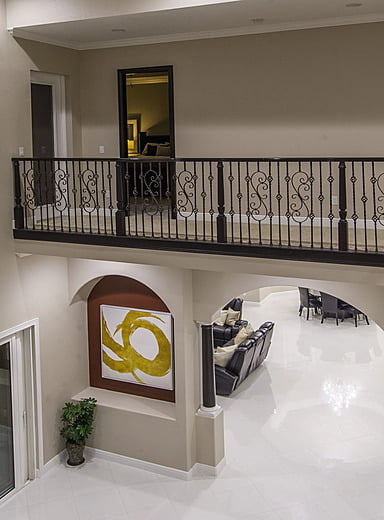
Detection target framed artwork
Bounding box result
[88,275,175,402]
[101,304,174,391]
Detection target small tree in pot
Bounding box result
[60,397,97,466]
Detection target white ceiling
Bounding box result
[9,0,384,50]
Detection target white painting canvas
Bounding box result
[101,304,173,390]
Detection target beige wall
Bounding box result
[0,8,82,465]
[79,23,384,158]
[68,259,200,471]
[14,38,82,156]
[128,83,169,136]
[0,4,79,333]
[17,255,89,463]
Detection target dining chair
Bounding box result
[320,292,344,325]
[338,300,369,327]
[298,287,322,320]
[319,292,369,326]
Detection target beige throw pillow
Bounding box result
[245,322,254,335]
[225,308,240,326]
[234,326,251,345]
[214,309,228,326]
[214,344,239,367]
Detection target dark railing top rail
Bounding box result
[12,156,384,163]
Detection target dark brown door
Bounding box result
[31,83,55,205]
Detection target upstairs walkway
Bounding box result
[12,157,384,266]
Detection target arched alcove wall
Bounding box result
[68,259,203,472]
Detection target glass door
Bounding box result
[0,342,15,499]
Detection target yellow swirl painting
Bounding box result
[101,305,173,389]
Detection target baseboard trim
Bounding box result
[192,457,226,477]
[39,446,225,481]
[37,449,66,477]
[84,447,192,480]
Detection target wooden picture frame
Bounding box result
[88,276,175,402]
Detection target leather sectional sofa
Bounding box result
[212,297,248,348]
[215,321,274,396]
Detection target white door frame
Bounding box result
[0,319,42,502]
[30,71,68,157]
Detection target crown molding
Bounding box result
[8,27,80,49]
[9,12,384,51]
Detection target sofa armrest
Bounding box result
[215,365,238,395]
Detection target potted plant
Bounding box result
[60,397,97,466]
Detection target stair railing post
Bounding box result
[13,159,25,229]
[338,160,348,251]
[115,160,126,236]
[216,160,227,243]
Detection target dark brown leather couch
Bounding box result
[215,321,274,396]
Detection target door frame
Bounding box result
[117,65,175,158]
[0,319,42,502]
[30,71,67,157]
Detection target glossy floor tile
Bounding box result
[1,289,383,519]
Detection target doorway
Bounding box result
[117,65,176,212]
[30,71,67,206]
[117,65,175,159]
[0,325,41,502]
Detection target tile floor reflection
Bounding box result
[1,289,384,519]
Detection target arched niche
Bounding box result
[88,275,175,402]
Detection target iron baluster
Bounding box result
[338,161,348,251]
[216,161,227,243]
[115,160,126,236]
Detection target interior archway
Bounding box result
[215,286,384,513]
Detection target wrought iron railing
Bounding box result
[12,157,384,265]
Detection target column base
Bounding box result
[195,406,224,467]
[197,405,222,417]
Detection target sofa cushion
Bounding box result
[214,343,239,367]
[214,309,228,326]
[225,308,241,326]
[234,326,251,345]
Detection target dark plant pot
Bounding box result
[66,441,85,466]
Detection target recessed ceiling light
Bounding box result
[345,2,362,7]
[111,28,126,33]
[250,17,264,24]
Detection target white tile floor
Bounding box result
[2,289,384,519]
